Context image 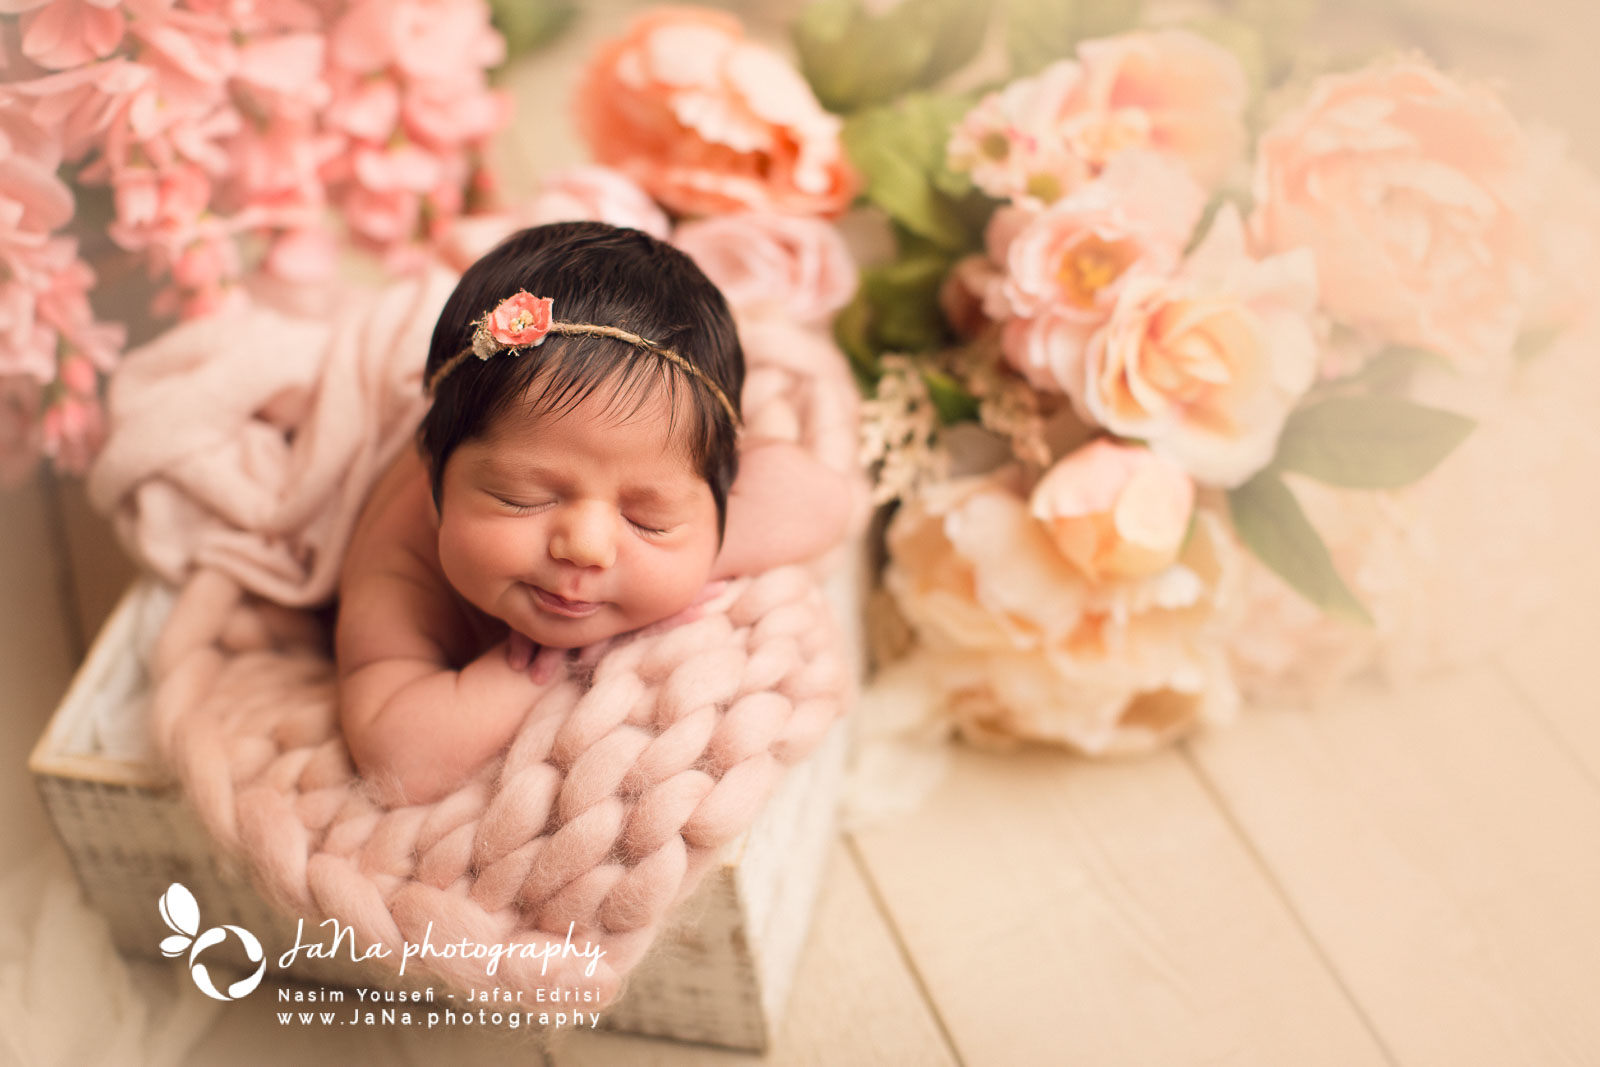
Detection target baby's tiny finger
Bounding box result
[507,631,533,671]
[529,644,564,684]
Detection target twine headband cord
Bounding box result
[425,292,742,432]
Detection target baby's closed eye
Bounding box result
[493,495,555,515]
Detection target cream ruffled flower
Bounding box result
[883,466,1240,754]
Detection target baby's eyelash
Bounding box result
[627,518,669,537]
[495,497,551,515]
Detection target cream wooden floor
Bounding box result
[5,444,1599,1067]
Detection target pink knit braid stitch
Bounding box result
[148,560,850,1007]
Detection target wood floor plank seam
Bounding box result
[1489,658,1600,798]
[843,832,969,1067]
[1176,740,1403,1067]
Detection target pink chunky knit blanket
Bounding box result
[87,254,863,1010]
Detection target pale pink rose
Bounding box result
[1030,439,1196,581]
[1253,58,1536,366]
[0,374,44,488]
[1000,305,1095,394]
[0,59,150,161]
[884,467,1240,753]
[1079,205,1319,487]
[1067,30,1247,189]
[998,151,1204,321]
[673,212,857,324]
[523,166,671,239]
[18,0,123,70]
[947,59,1091,206]
[575,7,859,218]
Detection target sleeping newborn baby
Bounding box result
[335,222,851,806]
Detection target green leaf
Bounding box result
[833,288,880,387]
[1228,471,1372,625]
[794,0,990,113]
[1515,325,1561,364]
[1005,0,1145,76]
[1315,345,1451,398]
[842,94,984,250]
[862,252,955,353]
[1273,395,1475,489]
[487,0,577,62]
[921,368,980,424]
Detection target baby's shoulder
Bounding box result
[336,450,475,674]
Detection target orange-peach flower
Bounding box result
[1252,57,1536,366]
[1078,205,1318,486]
[883,466,1239,754]
[575,7,858,218]
[483,291,553,349]
[1030,439,1195,581]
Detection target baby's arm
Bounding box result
[712,438,854,580]
[337,571,539,807]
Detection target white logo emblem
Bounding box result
[158,882,267,1001]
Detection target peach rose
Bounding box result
[1067,30,1248,190]
[575,8,858,218]
[947,31,1247,206]
[997,151,1204,321]
[1030,439,1195,581]
[1253,58,1536,366]
[1077,205,1318,487]
[884,467,1239,754]
[673,212,857,324]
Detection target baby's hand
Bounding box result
[505,630,567,684]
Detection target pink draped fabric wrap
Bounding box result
[85,250,862,1016]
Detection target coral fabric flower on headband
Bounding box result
[476,292,554,357]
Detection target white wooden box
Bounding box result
[28,563,863,1052]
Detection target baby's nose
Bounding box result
[549,501,617,569]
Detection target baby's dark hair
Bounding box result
[418,221,744,539]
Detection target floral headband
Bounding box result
[426,291,742,431]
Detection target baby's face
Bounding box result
[435,383,721,650]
